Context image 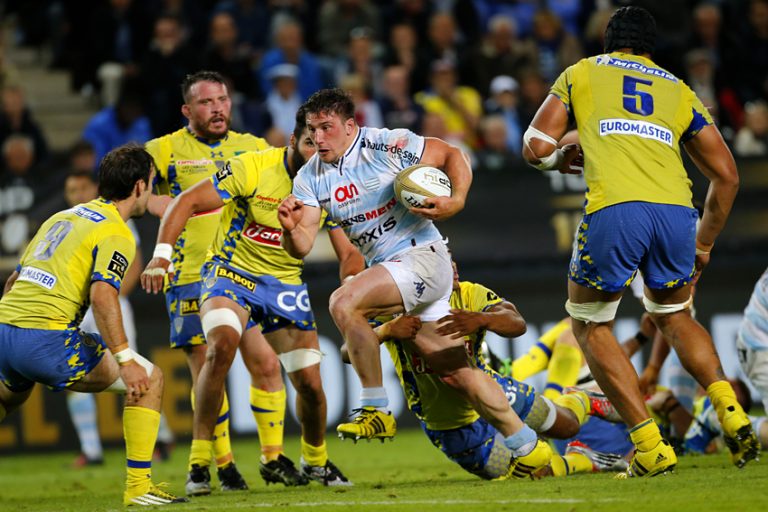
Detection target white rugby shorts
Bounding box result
[737,333,768,412]
[380,242,452,321]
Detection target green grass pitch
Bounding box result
[1,428,766,512]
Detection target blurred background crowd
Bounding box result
[1,0,768,268]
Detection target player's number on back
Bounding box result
[622,76,654,116]
[33,220,73,261]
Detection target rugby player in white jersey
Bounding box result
[278,88,552,478]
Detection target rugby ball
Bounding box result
[394,165,452,209]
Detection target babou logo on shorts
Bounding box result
[215,266,256,291]
[243,222,282,247]
[180,298,200,315]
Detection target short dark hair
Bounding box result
[303,88,355,121]
[293,104,308,140]
[98,144,154,201]
[69,139,95,160]
[66,169,97,183]
[604,6,657,55]
[181,70,228,103]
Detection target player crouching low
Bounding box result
[0,145,186,506]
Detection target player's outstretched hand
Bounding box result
[119,360,150,404]
[410,196,463,221]
[436,308,484,338]
[141,257,171,295]
[387,315,422,341]
[559,143,584,175]
[278,194,304,232]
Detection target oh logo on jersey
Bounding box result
[334,183,359,202]
[277,290,311,312]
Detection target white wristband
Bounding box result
[113,348,134,365]
[153,243,173,262]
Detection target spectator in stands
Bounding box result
[0,135,37,259]
[264,64,302,145]
[415,58,482,149]
[583,8,614,56]
[70,140,98,173]
[0,86,48,166]
[413,12,461,98]
[377,65,424,132]
[734,101,768,157]
[381,0,433,48]
[531,10,583,84]
[517,70,549,128]
[202,11,260,100]
[484,75,523,155]
[259,18,324,101]
[140,14,198,136]
[213,0,273,54]
[81,82,153,165]
[318,0,380,59]
[333,27,383,97]
[460,15,537,97]
[737,0,768,103]
[382,23,422,93]
[0,29,21,90]
[420,111,474,164]
[475,115,518,174]
[340,73,383,128]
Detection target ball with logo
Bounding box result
[393,165,452,209]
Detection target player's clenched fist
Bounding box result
[278,194,304,231]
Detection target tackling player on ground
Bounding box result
[279,88,552,478]
[523,6,758,477]
[0,145,186,506]
[143,106,359,487]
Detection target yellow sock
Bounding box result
[543,343,582,400]
[123,406,160,491]
[301,438,328,467]
[189,439,213,469]
[512,320,568,380]
[706,380,743,422]
[213,393,234,468]
[628,418,662,452]
[554,391,590,425]
[250,386,286,462]
[563,452,595,474]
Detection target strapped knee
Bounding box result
[565,299,621,323]
[278,348,324,372]
[642,295,692,315]
[201,308,243,338]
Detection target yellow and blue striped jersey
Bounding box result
[384,281,503,431]
[146,128,269,287]
[550,52,712,214]
[0,199,135,330]
[210,147,335,285]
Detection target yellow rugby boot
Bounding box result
[721,407,760,468]
[615,439,676,479]
[504,439,553,480]
[337,407,396,442]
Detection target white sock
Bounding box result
[360,386,389,411]
[66,392,103,460]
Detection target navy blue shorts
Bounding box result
[569,202,698,292]
[165,281,206,349]
[422,418,510,479]
[0,324,106,392]
[200,262,316,333]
